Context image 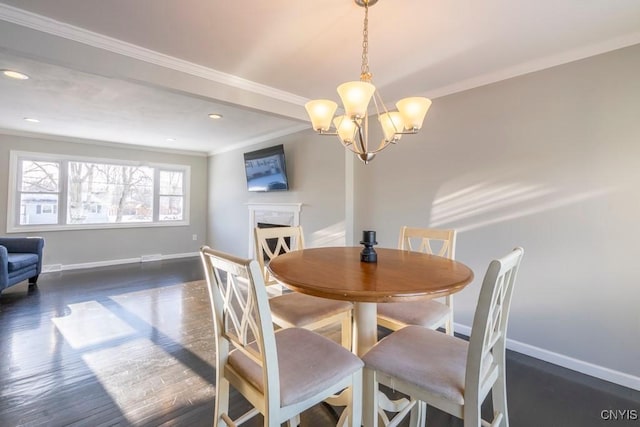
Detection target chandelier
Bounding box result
[304,0,432,164]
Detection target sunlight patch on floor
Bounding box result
[109,283,190,342]
[52,300,136,349]
[81,337,214,425]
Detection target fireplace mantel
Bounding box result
[247,202,302,258]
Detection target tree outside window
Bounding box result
[159,170,184,221]
[67,162,154,224]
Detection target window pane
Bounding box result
[20,194,58,225]
[67,162,154,224]
[159,196,183,221]
[159,171,183,195]
[21,160,59,192]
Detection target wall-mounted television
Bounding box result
[243,144,289,192]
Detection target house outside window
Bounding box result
[8,151,190,232]
[18,159,60,225]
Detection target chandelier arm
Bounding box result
[354,120,367,155]
[341,137,390,156]
[371,141,392,154]
[339,136,392,157]
[372,91,389,117]
[317,129,339,136]
[392,129,420,135]
[341,141,361,154]
[372,91,405,138]
[376,138,390,152]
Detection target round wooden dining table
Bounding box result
[268,246,474,353]
[268,246,474,425]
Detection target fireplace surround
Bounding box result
[247,203,301,258]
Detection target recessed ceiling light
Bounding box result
[24,118,40,123]
[166,138,176,142]
[208,113,223,120]
[2,70,29,80]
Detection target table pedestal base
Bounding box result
[354,302,415,427]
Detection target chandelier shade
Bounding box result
[334,115,358,143]
[305,99,338,132]
[337,81,376,119]
[379,111,405,142]
[396,97,432,130]
[304,0,432,164]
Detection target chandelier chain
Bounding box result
[360,1,371,81]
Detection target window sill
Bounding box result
[6,220,190,233]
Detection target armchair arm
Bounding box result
[0,237,45,276]
[0,245,8,287]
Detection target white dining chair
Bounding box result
[255,226,353,349]
[200,246,363,427]
[377,227,457,335]
[364,247,524,427]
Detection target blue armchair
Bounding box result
[0,237,45,294]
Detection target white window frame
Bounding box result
[157,169,186,222]
[7,150,191,233]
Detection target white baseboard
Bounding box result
[140,253,162,262]
[42,264,62,272]
[161,252,199,261]
[454,323,640,391]
[42,252,198,272]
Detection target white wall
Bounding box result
[353,44,640,387]
[0,133,208,268]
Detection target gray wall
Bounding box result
[0,133,208,267]
[354,44,640,380]
[207,130,346,257]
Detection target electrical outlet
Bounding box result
[192,234,198,241]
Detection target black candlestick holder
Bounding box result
[360,230,378,263]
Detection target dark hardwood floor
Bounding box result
[1,257,638,426]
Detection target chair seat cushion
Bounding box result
[269,292,352,328]
[228,327,363,407]
[377,299,450,329]
[7,253,39,272]
[363,326,492,405]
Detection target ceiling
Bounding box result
[1,0,639,155]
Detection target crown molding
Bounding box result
[0,128,209,157]
[426,32,640,100]
[0,3,309,106]
[208,124,309,156]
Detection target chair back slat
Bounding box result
[398,226,456,259]
[467,247,524,395]
[254,226,305,286]
[397,226,458,335]
[200,246,279,398]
